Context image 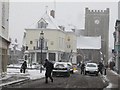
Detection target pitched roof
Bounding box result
[27,12,74,32]
[77,36,101,49]
[28,13,61,29]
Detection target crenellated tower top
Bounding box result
[85,7,109,14]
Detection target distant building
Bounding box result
[23,10,77,65]
[75,29,85,37]
[77,36,101,64]
[84,8,109,64]
[8,41,23,65]
[0,1,10,76]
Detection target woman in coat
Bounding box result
[21,61,27,73]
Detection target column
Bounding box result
[55,52,58,62]
[34,52,37,63]
[46,52,49,59]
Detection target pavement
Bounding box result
[0,73,30,88]
[0,67,45,88]
[103,68,120,89]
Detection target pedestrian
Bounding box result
[43,59,54,84]
[109,61,115,70]
[98,62,104,75]
[80,62,85,75]
[21,61,27,73]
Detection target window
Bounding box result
[67,37,70,41]
[67,45,71,48]
[51,41,54,45]
[30,41,33,44]
[25,55,27,60]
[40,22,44,28]
[26,46,28,50]
[38,21,48,28]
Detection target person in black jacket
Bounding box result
[43,59,54,83]
[21,61,27,73]
[81,62,85,75]
[98,62,104,75]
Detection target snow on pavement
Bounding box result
[7,68,45,80]
[27,69,45,80]
[110,70,120,77]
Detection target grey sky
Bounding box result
[9,1,119,49]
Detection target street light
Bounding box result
[39,31,44,73]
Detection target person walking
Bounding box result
[98,62,104,75]
[80,62,85,75]
[21,61,27,73]
[43,59,54,84]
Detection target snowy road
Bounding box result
[4,68,107,89]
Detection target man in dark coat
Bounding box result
[21,61,27,73]
[81,63,85,75]
[98,62,104,75]
[43,59,54,83]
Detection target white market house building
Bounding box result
[23,10,77,65]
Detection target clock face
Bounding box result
[94,19,100,24]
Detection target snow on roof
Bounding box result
[56,19,74,32]
[41,13,60,29]
[9,41,21,51]
[77,36,101,49]
[27,13,61,30]
[64,25,74,32]
[27,12,75,33]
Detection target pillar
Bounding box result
[46,52,49,59]
[34,52,37,63]
[55,52,58,62]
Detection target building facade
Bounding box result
[77,36,101,64]
[23,11,77,65]
[0,1,10,76]
[84,8,109,64]
[118,1,120,19]
[114,20,120,74]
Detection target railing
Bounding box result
[33,46,48,50]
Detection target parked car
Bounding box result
[67,62,74,74]
[52,62,70,77]
[84,63,98,76]
[29,63,44,70]
[32,63,40,69]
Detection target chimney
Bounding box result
[50,10,55,18]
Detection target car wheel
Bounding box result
[96,73,98,76]
[85,71,87,75]
[71,70,74,74]
[66,72,70,77]
[52,73,56,77]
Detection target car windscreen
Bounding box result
[55,64,65,68]
[87,64,96,67]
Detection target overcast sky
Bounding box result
[9,0,119,49]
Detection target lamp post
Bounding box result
[39,31,44,73]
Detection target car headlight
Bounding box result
[86,68,89,71]
[95,69,98,71]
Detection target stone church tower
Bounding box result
[84,8,109,64]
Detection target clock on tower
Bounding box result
[94,19,100,24]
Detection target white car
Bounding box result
[52,62,70,77]
[84,63,98,76]
[67,62,74,74]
